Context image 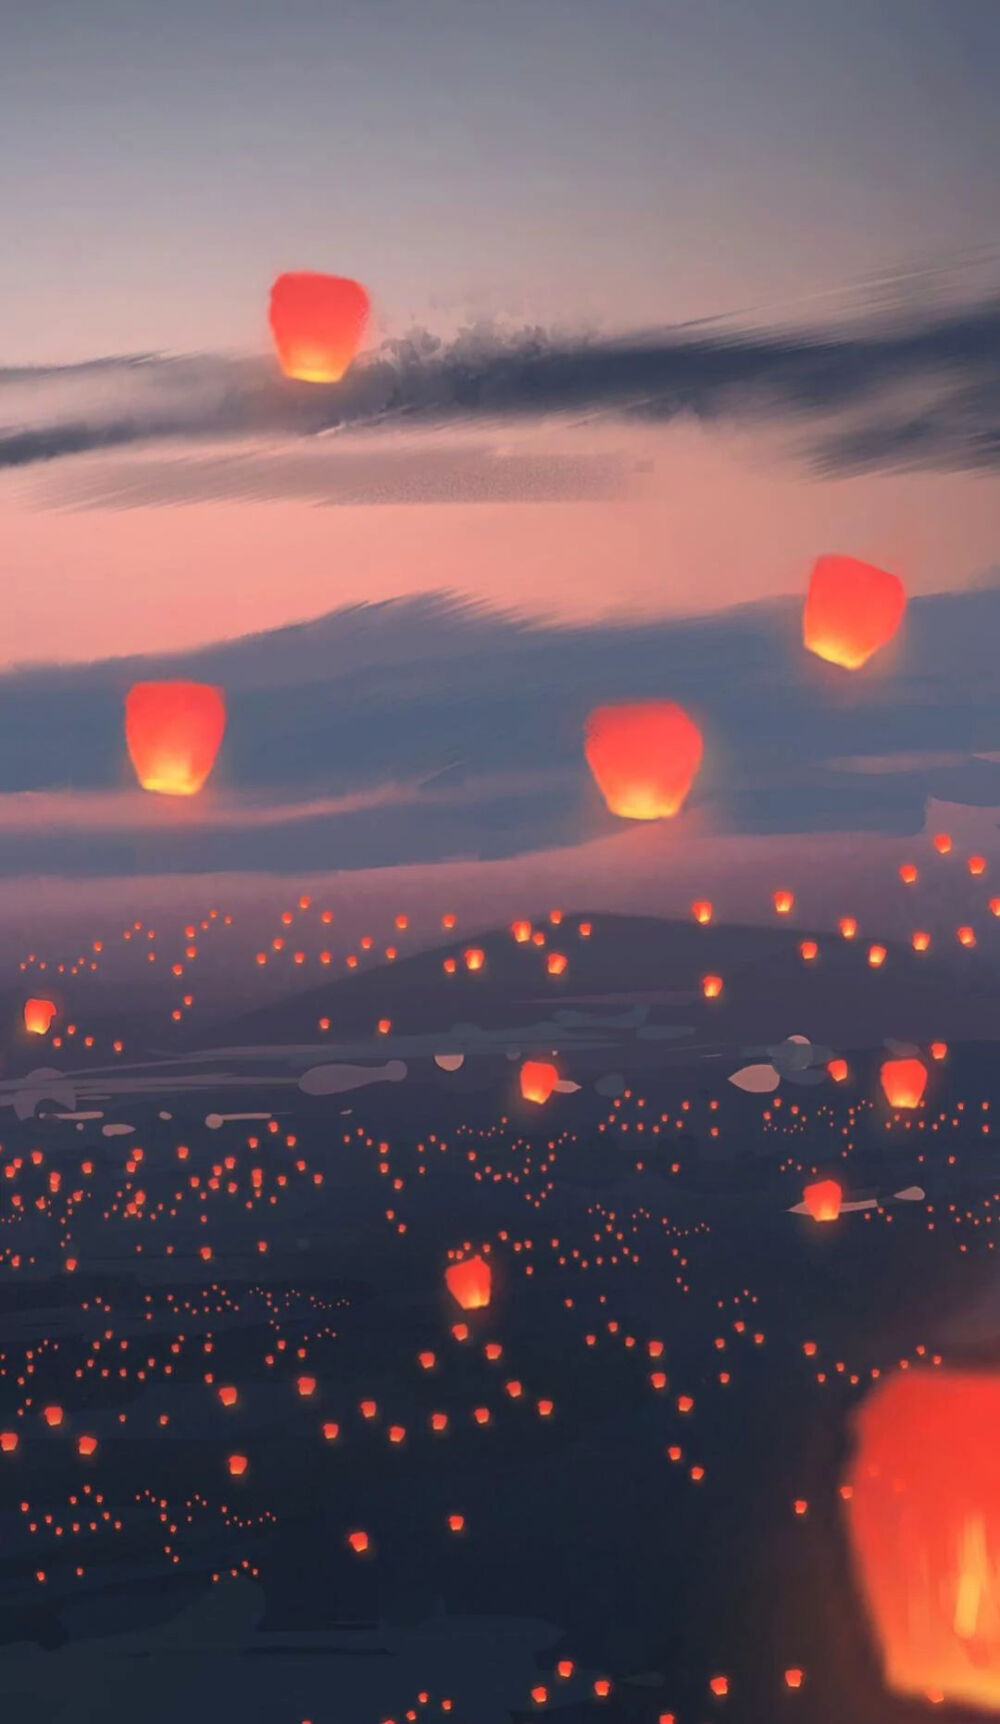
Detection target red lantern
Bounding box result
[880,1057,927,1110]
[445,1254,492,1311]
[268,272,370,384]
[520,1061,559,1105]
[584,701,702,821]
[844,1368,1000,1713]
[802,1179,842,1223]
[24,998,57,1035]
[803,555,906,670]
[125,682,226,797]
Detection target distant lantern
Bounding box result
[24,998,57,1035]
[880,1057,927,1110]
[934,832,952,855]
[899,862,918,885]
[773,890,795,915]
[868,944,887,968]
[691,900,713,924]
[268,272,370,384]
[803,554,906,670]
[125,682,226,797]
[838,916,858,940]
[968,855,987,877]
[546,952,568,976]
[520,1061,559,1106]
[445,1254,492,1311]
[799,939,818,962]
[844,1367,1000,1713]
[802,1179,842,1223]
[511,920,533,943]
[828,1058,849,1083]
[463,947,485,972]
[911,930,931,952]
[701,973,724,999]
[583,700,703,821]
[929,1041,948,1062]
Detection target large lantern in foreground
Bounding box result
[844,1368,1000,1713]
[445,1254,491,1312]
[584,700,703,821]
[880,1057,927,1110]
[803,555,906,670]
[268,272,370,384]
[125,682,226,797]
[24,998,57,1035]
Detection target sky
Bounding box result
[0,0,998,895]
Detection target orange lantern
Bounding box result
[24,998,57,1035]
[773,889,795,915]
[268,272,370,384]
[934,832,952,855]
[899,862,918,885]
[838,916,858,939]
[701,973,723,999]
[957,925,976,948]
[802,1179,842,1223]
[828,1058,849,1083]
[125,682,226,796]
[691,900,713,924]
[799,939,818,962]
[911,930,931,953]
[803,554,906,670]
[463,947,485,972]
[546,952,568,976]
[968,855,986,877]
[868,944,887,968]
[511,920,532,943]
[929,1041,948,1062]
[583,700,702,820]
[880,1057,927,1109]
[445,1254,492,1311]
[844,1368,1000,1713]
[520,1061,559,1106]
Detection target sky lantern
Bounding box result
[899,862,918,885]
[799,939,818,962]
[268,272,370,384]
[802,1179,842,1223]
[828,1058,849,1083]
[934,832,952,855]
[463,947,485,972]
[445,1254,492,1311]
[911,930,931,952]
[125,682,226,796]
[773,889,794,915]
[957,925,976,948]
[511,919,532,943]
[691,899,713,924]
[868,944,887,968]
[24,997,57,1035]
[583,700,703,821]
[838,916,858,939]
[968,855,987,876]
[521,1061,559,1105]
[546,952,568,976]
[881,1057,927,1109]
[929,1041,948,1062]
[803,554,906,670]
[844,1368,1000,1713]
[701,973,723,998]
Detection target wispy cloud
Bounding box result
[3,296,999,476]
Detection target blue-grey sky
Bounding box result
[2,0,998,364]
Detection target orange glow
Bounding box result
[463,947,485,972]
[828,1058,849,1083]
[881,1057,927,1109]
[968,855,987,876]
[934,832,953,854]
[24,997,57,1035]
[511,919,533,943]
[520,1061,559,1106]
[268,272,370,384]
[802,1179,842,1223]
[691,899,713,924]
[957,925,976,948]
[799,939,818,962]
[701,973,723,998]
[912,930,931,953]
[803,554,906,670]
[227,1454,248,1477]
[445,1254,492,1311]
[125,682,226,796]
[546,952,568,976]
[347,1529,370,1554]
[899,862,918,885]
[844,1368,1000,1713]
[773,889,794,915]
[838,916,858,939]
[868,944,887,968]
[583,700,703,821]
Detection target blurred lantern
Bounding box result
[268,272,370,383]
[802,1179,842,1223]
[957,926,977,948]
[445,1254,492,1311]
[511,920,532,943]
[911,930,931,953]
[880,1057,927,1109]
[839,916,858,939]
[701,974,724,999]
[968,855,986,876]
[803,554,906,670]
[463,947,485,972]
[125,682,226,796]
[799,939,818,962]
[929,1041,948,1062]
[899,862,918,885]
[828,1058,849,1083]
[521,1061,559,1105]
[868,944,887,968]
[24,998,56,1035]
[934,832,953,855]
[583,700,702,820]
[691,900,713,924]
[773,890,795,915]
[844,1367,1000,1713]
[546,952,568,976]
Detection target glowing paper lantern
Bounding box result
[583,700,703,821]
[125,682,226,797]
[828,1058,849,1083]
[24,998,57,1035]
[934,832,952,855]
[701,974,724,999]
[691,900,713,924]
[803,554,906,670]
[445,1254,491,1311]
[773,890,794,915]
[929,1041,948,1062]
[463,947,485,972]
[844,1368,1000,1713]
[911,930,931,952]
[802,1179,842,1223]
[520,1061,559,1106]
[268,272,370,384]
[511,920,533,943]
[899,862,918,885]
[839,916,858,939]
[880,1057,927,1109]
[799,939,818,962]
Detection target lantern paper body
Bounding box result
[803,555,906,670]
[584,701,703,821]
[24,998,56,1035]
[125,682,226,797]
[445,1255,492,1311]
[880,1057,927,1110]
[269,273,370,384]
[520,1061,559,1106]
[802,1178,842,1223]
[844,1369,1000,1714]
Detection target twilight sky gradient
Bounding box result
[2,0,999,669]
